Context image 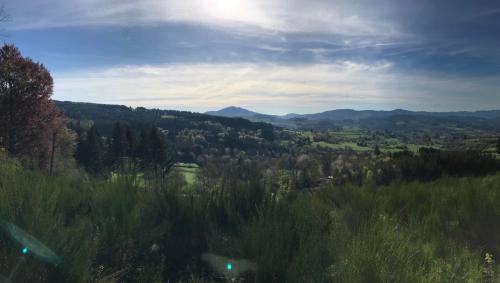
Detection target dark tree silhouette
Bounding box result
[497,136,500,154]
[109,122,128,170]
[137,126,174,180]
[0,44,64,167]
[85,125,105,174]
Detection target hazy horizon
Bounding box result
[3,0,500,114]
[57,100,500,117]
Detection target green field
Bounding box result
[173,162,199,186]
[313,141,372,151]
[296,129,451,154]
[110,164,199,187]
[161,115,177,119]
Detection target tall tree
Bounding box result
[497,136,500,154]
[109,122,128,171]
[320,150,334,176]
[137,127,152,168]
[125,126,137,157]
[124,125,138,170]
[74,122,88,166]
[0,44,64,167]
[85,125,105,174]
[138,126,174,179]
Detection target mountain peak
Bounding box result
[205,106,260,118]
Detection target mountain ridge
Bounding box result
[205,106,500,121]
[205,106,261,118]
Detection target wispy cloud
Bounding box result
[257,45,288,53]
[53,62,500,114]
[6,0,500,113]
[5,0,400,38]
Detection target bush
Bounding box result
[0,152,499,282]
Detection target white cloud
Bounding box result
[6,0,400,38]
[53,62,500,114]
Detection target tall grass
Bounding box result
[0,152,499,282]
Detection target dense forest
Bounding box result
[2,44,500,283]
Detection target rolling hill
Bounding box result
[205,106,261,118]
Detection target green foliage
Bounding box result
[329,215,483,282]
[497,136,500,154]
[1,152,500,282]
[75,124,106,175]
[240,196,333,282]
[0,45,67,171]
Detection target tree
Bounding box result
[497,136,500,154]
[320,150,334,176]
[0,44,65,167]
[125,126,137,157]
[74,121,88,166]
[109,122,128,171]
[138,126,174,180]
[79,125,105,175]
[148,126,173,178]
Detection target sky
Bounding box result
[2,0,500,115]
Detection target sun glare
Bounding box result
[211,0,245,20]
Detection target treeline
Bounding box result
[359,114,500,134]
[73,122,173,180]
[372,148,500,185]
[56,101,275,141]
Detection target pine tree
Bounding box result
[109,122,128,171]
[74,122,88,166]
[149,126,172,178]
[497,136,500,154]
[138,126,173,179]
[137,127,151,169]
[125,126,137,158]
[86,125,105,175]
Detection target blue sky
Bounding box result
[2,0,500,114]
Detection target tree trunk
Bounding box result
[7,86,16,154]
[49,131,57,175]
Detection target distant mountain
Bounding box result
[205,106,261,118]
[203,106,500,130]
[301,109,500,121]
[281,113,302,119]
[205,106,500,122]
[61,101,500,134]
[420,110,500,120]
[303,109,412,121]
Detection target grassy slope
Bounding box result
[1,153,499,282]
